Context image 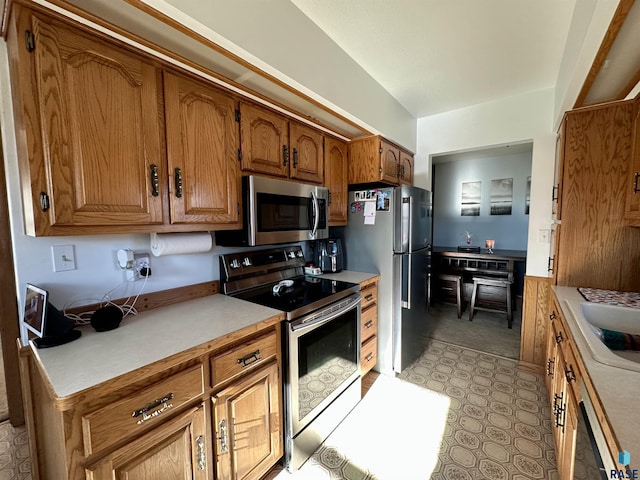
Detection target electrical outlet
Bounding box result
[133,253,151,280]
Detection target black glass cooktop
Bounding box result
[234,276,359,320]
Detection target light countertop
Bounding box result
[30,294,283,401]
[553,286,640,469]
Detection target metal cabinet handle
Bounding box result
[549,312,556,321]
[174,168,183,198]
[283,145,290,166]
[364,320,374,329]
[131,393,174,420]
[365,294,374,302]
[328,190,332,205]
[365,352,374,362]
[555,331,563,344]
[546,358,555,376]
[293,148,299,167]
[565,364,576,383]
[548,257,554,272]
[39,192,50,211]
[551,185,558,202]
[217,419,228,453]
[634,172,640,193]
[196,435,206,470]
[150,164,159,197]
[237,349,261,367]
[553,392,563,414]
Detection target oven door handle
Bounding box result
[290,293,361,333]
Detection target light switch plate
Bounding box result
[52,245,76,272]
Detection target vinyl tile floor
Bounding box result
[270,338,557,480]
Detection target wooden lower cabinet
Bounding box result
[212,361,281,480]
[86,404,208,480]
[359,278,379,377]
[545,294,581,480]
[20,321,283,480]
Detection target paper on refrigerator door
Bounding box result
[364,201,376,225]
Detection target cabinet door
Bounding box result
[552,118,566,221]
[399,150,414,185]
[625,97,640,224]
[239,102,289,178]
[86,404,208,480]
[164,72,240,226]
[290,121,323,184]
[325,137,348,225]
[380,140,401,184]
[29,16,164,228]
[213,362,281,480]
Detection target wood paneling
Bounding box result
[557,101,640,291]
[519,275,552,369]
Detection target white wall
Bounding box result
[414,89,556,277]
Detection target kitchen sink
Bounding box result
[565,300,640,373]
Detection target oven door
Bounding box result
[248,175,328,245]
[286,293,361,436]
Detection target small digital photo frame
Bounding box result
[23,283,47,339]
[22,283,81,348]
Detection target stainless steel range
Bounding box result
[220,246,362,471]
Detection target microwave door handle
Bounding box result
[310,191,319,236]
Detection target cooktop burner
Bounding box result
[233,275,359,320]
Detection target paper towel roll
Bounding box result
[150,232,212,257]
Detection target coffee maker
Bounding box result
[313,238,344,273]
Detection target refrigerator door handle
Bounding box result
[402,254,411,309]
[407,197,413,253]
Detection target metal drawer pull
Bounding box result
[565,365,576,383]
[131,393,174,424]
[549,312,556,321]
[555,331,563,344]
[293,148,299,167]
[218,419,228,453]
[553,392,563,413]
[546,358,554,376]
[364,294,374,301]
[196,435,206,470]
[237,349,261,367]
[634,172,640,193]
[364,320,374,328]
[283,145,289,166]
[365,352,374,362]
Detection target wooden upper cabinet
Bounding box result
[399,150,414,185]
[239,101,289,178]
[625,96,640,225]
[348,135,413,186]
[289,121,324,184]
[239,101,324,184]
[380,140,401,184]
[552,118,567,221]
[20,14,165,233]
[324,137,348,225]
[163,71,240,227]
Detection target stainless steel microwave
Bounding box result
[215,176,329,246]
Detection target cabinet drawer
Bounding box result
[361,335,377,375]
[361,284,377,310]
[210,331,277,389]
[82,364,204,455]
[361,304,377,343]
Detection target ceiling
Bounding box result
[291,0,577,118]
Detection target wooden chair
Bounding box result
[469,276,513,328]
[434,273,464,318]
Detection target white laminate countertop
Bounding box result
[553,286,640,469]
[30,294,283,400]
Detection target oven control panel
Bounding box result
[220,246,305,281]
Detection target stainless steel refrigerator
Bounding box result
[341,185,432,375]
